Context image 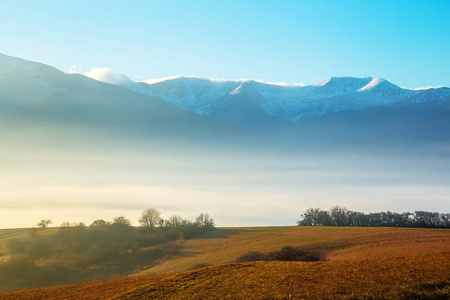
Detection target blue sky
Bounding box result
[1,0,449,88]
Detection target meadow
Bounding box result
[0,226,448,299]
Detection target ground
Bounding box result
[0,226,449,299]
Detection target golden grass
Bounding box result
[1,226,449,299]
[3,253,448,299]
[117,253,450,299]
[0,274,172,300]
[133,226,450,275]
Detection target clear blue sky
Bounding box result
[1,0,449,88]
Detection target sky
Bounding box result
[1,0,449,88]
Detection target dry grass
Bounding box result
[1,226,449,299]
[117,253,450,300]
[0,274,172,300]
[133,226,450,275]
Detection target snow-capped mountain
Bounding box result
[1,53,449,143]
[125,75,449,122]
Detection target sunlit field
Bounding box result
[1,226,448,299]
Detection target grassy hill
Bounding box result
[0,226,449,299]
[132,226,450,276]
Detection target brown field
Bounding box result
[1,226,449,299]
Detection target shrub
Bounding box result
[237,246,326,262]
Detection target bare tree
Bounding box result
[37,219,52,228]
[195,213,214,228]
[167,215,183,227]
[139,208,162,228]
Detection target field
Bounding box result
[0,226,449,299]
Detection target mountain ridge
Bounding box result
[122,74,448,122]
[1,53,449,144]
[2,53,448,124]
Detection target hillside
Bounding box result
[1,226,449,299]
[133,226,450,275]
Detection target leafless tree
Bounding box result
[37,219,52,228]
[139,208,162,228]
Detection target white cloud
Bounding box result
[65,65,83,74]
[84,67,133,85]
[412,86,444,90]
[66,66,133,86]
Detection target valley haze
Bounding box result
[0,53,449,229]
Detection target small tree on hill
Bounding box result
[139,208,162,228]
[37,219,52,228]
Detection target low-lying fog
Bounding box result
[1,124,449,228]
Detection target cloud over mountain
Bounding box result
[84,67,134,85]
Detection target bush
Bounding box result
[267,246,325,262]
[237,246,326,262]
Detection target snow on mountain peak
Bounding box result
[358,78,394,91]
[230,85,243,95]
[311,77,332,87]
[126,75,447,121]
[305,77,374,99]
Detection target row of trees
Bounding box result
[138,209,214,229]
[298,206,450,228]
[36,210,214,230]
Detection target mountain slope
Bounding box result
[0,54,229,140]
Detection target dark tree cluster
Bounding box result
[237,246,325,262]
[298,206,450,228]
[0,209,214,292]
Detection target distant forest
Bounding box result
[298,206,450,228]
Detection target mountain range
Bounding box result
[1,53,449,145]
[123,74,450,122]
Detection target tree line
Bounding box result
[298,206,450,228]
